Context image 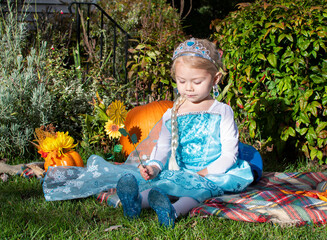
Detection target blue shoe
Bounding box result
[116,173,142,219]
[148,188,176,228]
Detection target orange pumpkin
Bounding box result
[120,100,174,156]
[44,150,84,171]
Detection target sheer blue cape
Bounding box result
[43,112,254,202]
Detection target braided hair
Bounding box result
[168,95,185,170]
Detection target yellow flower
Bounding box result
[55,132,78,156]
[39,135,57,153]
[106,100,127,125]
[104,119,123,139]
[39,132,77,156]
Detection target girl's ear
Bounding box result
[214,72,222,85]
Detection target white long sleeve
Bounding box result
[206,103,239,174]
[146,109,172,169]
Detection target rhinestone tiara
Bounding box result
[172,38,220,67]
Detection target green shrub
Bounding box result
[98,0,185,102]
[129,0,185,102]
[0,0,185,159]
[0,2,96,159]
[0,5,53,158]
[42,41,96,140]
[212,0,327,163]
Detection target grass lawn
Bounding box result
[1,158,327,239]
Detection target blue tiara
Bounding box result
[172,38,219,66]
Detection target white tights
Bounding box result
[140,189,199,217]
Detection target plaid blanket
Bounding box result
[190,172,327,226]
[96,172,327,226]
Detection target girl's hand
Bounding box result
[139,165,160,181]
[197,168,208,177]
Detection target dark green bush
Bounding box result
[212,0,327,163]
[98,0,185,102]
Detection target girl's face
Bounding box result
[175,60,220,104]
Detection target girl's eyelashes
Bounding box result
[177,79,185,84]
[177,79,203,84]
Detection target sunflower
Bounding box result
[106,100,127,125]
[104,119,123,139]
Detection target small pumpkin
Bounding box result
[120,100,174,156]
[44,150,84,171]
[33,129,84,171]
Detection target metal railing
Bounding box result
[68,2,131,83]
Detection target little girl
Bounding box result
[115,38,254,227]
[42,38,254,228]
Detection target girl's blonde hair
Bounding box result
[168,95,185,170]
[171,39,225,79]
[168,39,225,170]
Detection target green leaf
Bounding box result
[131,134,138,144]
[310,74,324,84]
[282,50,293,59]
[309,101,321,117]
[94,105,109,121]
[267,54,277,68]
[281,129,288,141]
[273,47,283,53]
[135,44,146,50]
[317,138,324,148]
[245,65,251,78]
[257,53,266,60]
[310,65,320,73]
[114,144,123,153]
[304,89,313,100]
[285,34,293,42]
[220,82,232,99]
[302,144,309,157]
[299,112,310,124]
[278,34,286,43]
[281,126,295,141]
[323,97,327,106]
[146,51,157,60]
[85,114,94,133]
[288,127,296,137]
[306,104,317,117]
[298,37,311,51]
[298,127,308,136]
[119,128,129,137]
[249,120,256,138]
[307,127,318,141]
[309,147,318,160]
[236,98,244,109]
[317,122,327,133]
[160,79,169,84]
[318,130,327,139]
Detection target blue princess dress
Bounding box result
[43,100,257,203]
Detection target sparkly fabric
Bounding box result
[149,188,176,228]
[116,174,142,219]
[43,111,254,202]
[166,113,222,171]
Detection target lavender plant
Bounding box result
[0,3,53,158]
